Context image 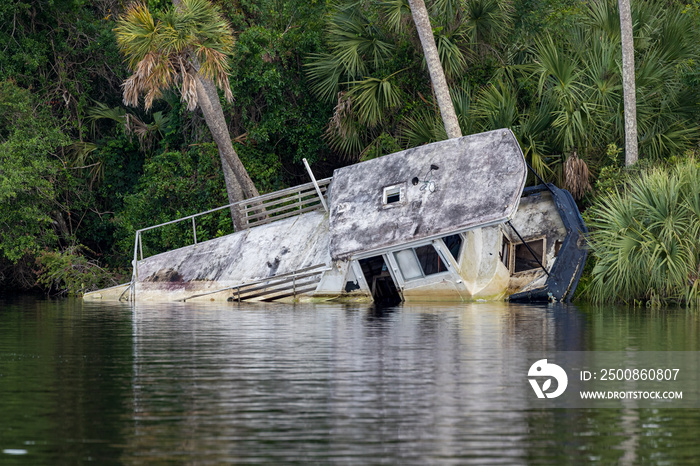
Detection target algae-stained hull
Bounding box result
[84,129,588,304]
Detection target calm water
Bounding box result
[2,298,700,464]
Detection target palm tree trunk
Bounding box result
[173,0,261,230]
[407,0,462,139]
[194,77,258,230]
[619,0,638,166]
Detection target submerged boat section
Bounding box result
[507,184,588,303]
[84,129,588,304]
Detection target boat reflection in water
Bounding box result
[123,301,588,462]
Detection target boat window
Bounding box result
[500,235,510,270]
[394,244,447,281]
[344,264,361,292]
[383,184,404,205]
[394,249,423,281]
[415,245,445,275]
[442,234,463,261]
[513,238,545,273]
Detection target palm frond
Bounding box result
[450,85,474,135]
[305,53,345,102]
[114,2,158,70]
[86,102,127,136]
[400,110,447,147]
[473,80,518,130]
[379,0,411,34]
[346,72,403,127]
[326,5,393,77]
[588,160,700,304]
[68,142,105,186]
[115,0,234,111]
[462,0,513,47]
[435,32,468,81]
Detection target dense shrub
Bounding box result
[587,159,700,305]
[36,246,122,297]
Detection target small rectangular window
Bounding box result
[500,236,510,270]
[383,183,405,206]
[415,245,445,275]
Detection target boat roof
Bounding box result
[328,128,527,260]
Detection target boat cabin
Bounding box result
[84,129,587,304]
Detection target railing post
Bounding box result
[131,231,140,302]
[303,158,328,212]
[139,232,143,261]
[192,217,197,245]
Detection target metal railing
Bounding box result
[177,264,331,303]
[129,177,332,301]
[242,178,330,228]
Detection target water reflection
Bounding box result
[2,298,700,463]
[124,302,577,463]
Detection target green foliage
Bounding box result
[0,81,66,263]
[234,144,285,193]
[588,158,700,305]
[112,144,235,259]
[228,17,331,166]
[306,0,700,175]
[0,0,126,134]
[1,0,700,301]
[306,1,426,160]
[36,246,121,297]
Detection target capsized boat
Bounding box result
[84,129,587,304]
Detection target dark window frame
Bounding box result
[504,236,546,275]
[393,243,450,282]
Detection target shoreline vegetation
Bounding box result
[1,0,699,304]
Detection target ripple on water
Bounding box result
[1,299,700,463]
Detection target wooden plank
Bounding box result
[178,264,329,302]
[262,285,320,302]
[242,191,325,215]
[240,281,321,301]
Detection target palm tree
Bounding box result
[618,0,638,166]
[407,0,462,139]
[114,0,259,230]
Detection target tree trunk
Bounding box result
[619,0,638,166]
[194,77,254,230]
[407,0,462,139]
[173,0,261,230]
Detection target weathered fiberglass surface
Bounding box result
[328,129,527,260]
[133,211,330,301]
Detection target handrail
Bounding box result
[135,177,331,236]
[129,177,332,301]
[178,264,331,302]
